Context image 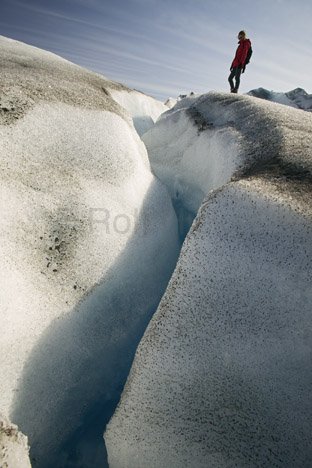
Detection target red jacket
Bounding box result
[231,38,251,69]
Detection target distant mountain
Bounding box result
[165,88,312,113]
[248,87,312,111]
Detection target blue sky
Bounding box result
[1,0,311,100]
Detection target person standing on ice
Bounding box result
[228,30,251,93]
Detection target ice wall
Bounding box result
[109,89,168,136]
[143,92,312,237]
[105,93,312,467]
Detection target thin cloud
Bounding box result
[1,0,311,99]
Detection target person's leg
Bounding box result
[234,66,242,92]
[228,68,236,91]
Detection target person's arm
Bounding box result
[230,45,239,70]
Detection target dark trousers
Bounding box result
[228,66,242,91]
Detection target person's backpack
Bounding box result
[242,42,252,73]
[245,44,253,65]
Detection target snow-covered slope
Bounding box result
[0,35,180,466]
[105,93,312,467]
[248,87,312,111]
[0,415,31,468]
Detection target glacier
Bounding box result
[1,33,312,468]
[142,91,312,238]
[105,93,312,467]
[0,36,179,467]
[109,88,168,136]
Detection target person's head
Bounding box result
[238,30,246,40]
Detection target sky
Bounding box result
[1,0,311,101]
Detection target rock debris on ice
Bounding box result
[0,415,31,468]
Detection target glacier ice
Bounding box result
[109,89,168,136]
[0,36,180,466]
[143,91,312,237]
[105,92,312,467]
[0,415,31,468]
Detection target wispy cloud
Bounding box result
[1,0,311,99]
